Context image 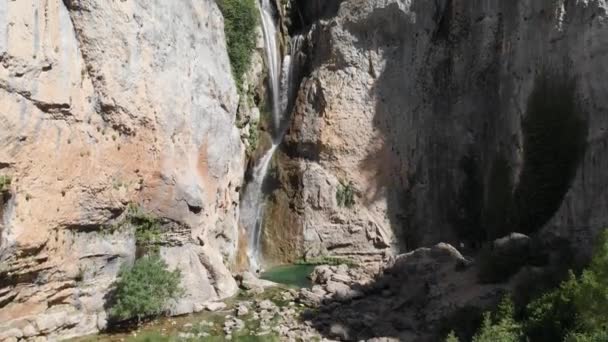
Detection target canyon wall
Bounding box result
[268,0,608,262]
[0,0,245,339]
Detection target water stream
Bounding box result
[239,0,303,272]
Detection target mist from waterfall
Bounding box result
[239,0,304,272]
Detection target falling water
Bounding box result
[240,0,304,272]
[240,144,278,272]
[259,0,281,132]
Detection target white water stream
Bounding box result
[259,0,282,132]
[239,0,303,272]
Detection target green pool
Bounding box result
[260,264,316,288]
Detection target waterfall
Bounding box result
[239,0,304,272]
[259,0,282,132]
[240,144,278,272]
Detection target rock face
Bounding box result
[268,0,608,262]
[0,0,244,339]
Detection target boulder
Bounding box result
[203,302,227,312]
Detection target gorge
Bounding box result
[1,0,608,341]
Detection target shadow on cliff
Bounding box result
[343,0,588,250]
[299,244,501,341]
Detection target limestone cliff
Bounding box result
[0,0,245,339]
[268,0,608,262]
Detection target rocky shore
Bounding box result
[97,242,516,342]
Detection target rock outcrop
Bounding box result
[0,0,245,339]
[268,0,608,263]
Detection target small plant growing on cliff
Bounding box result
[336,181,355,208]
[110,254,182,322]
[445,331,460,342]
[127,204,163,250]
[0,175,11,192]
[216,0,258,90]
[247,120,260,155]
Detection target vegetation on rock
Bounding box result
[336,180,355,208]
[128,205,163,250]
[470,298,522,342]
[247,120,260,155]
[216,0,259,90]
[449,230,608,341]
[0,175,12,192]
[110,254,183,322]
[295,256,357,267]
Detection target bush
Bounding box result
[247,120,260,155]
[110,254,183,321]
[0,175,11,192]
[217,0,258,90]
[524,272,578,341]
[470,229,608,341]
[472,297,522,342]
[445,331,460,342]
[128,206,163,248]
[336,181,355,208]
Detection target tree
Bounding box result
[110,254,183,321]
[472,297,522,342]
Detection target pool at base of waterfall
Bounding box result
[260,264,316,288]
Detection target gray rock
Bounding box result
[299,289,323,307]
[236,304,249,317]
[0,329,22,340]
[204,302,227,312]
[325,281,352,297]
[329,323,350,340]
[310,265,333,284]
[257,300,276,311]
[239,272,277,291]
[331,273,352,284]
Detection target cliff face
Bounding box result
[270,0,608,261]
[0,0,244,339]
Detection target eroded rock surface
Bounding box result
[269,0,608,264]
[0,0,244,338]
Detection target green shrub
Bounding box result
[0,175,12,192]
[525,272,578,341]
[524,230,608,339]
[217,0,258,90]
[113,204,163,250]
[247,120,260,155]
[472,297,522,342]
[110,254,182,321]
[565,331,608,342]
[445,331,460,342]
[470,230,608,341]
[336,181,355,208]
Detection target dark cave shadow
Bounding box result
[299,247,491,342]
[341,0,588,252]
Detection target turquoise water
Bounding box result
[260,264,315,288]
